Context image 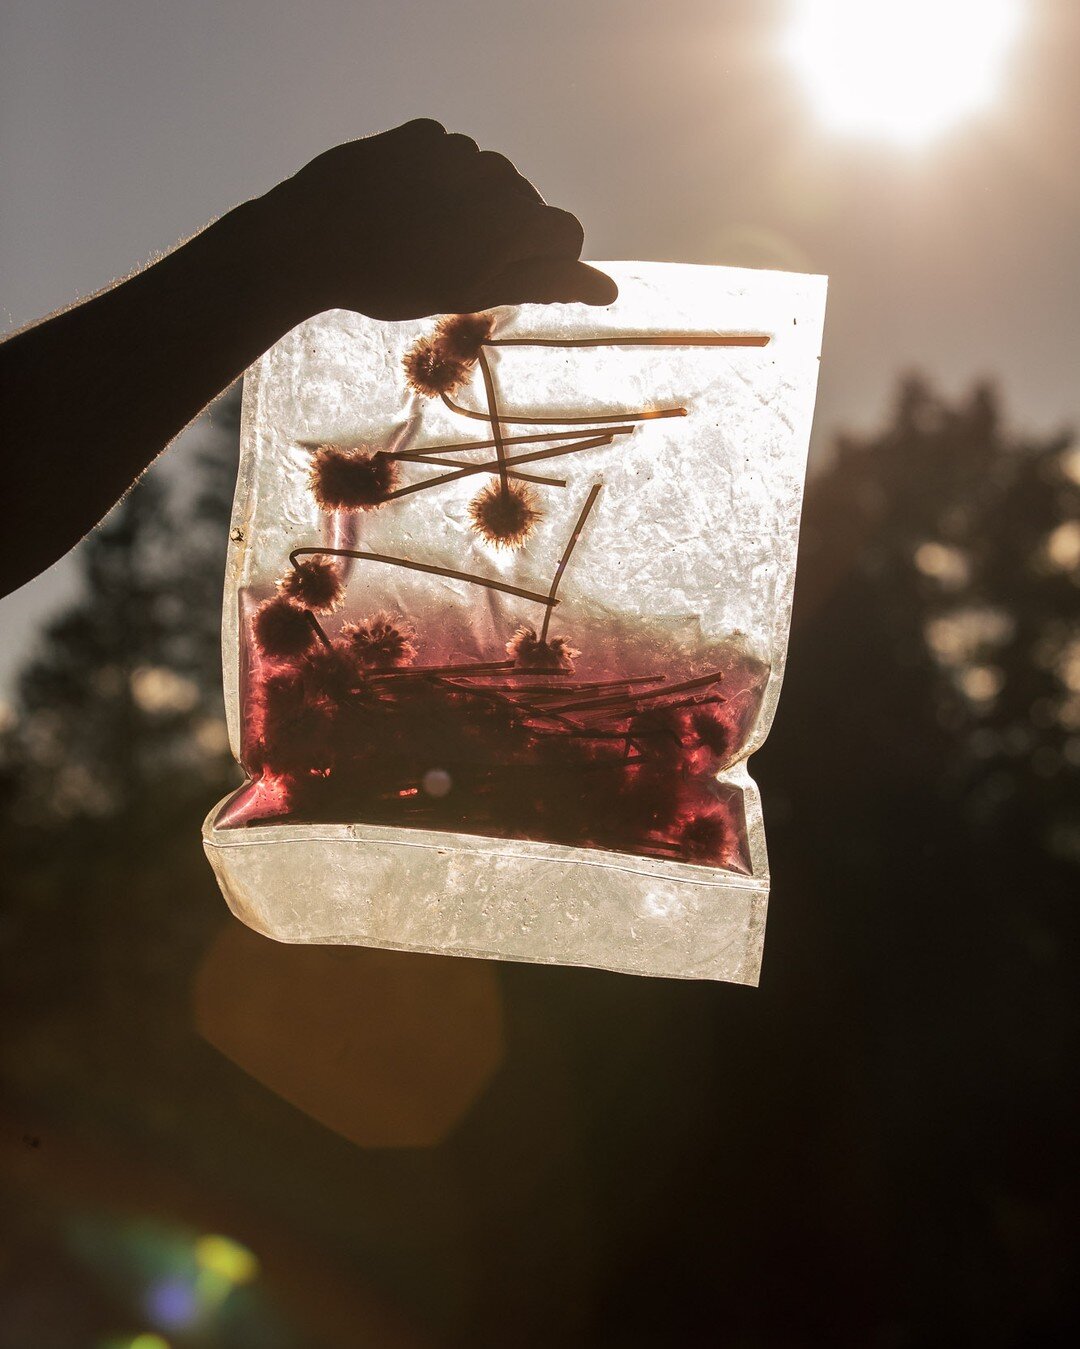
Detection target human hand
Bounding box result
[255,119,618,321]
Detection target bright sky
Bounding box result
[1,0,1078,693]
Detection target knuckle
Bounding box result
[443,132,480,158]
[540,205,584,253]
[399,116,446,140]
[476,149,515,177]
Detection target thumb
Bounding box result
[476,258,618,308]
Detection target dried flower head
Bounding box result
[506,624,578,672]
[310,446,398,511]
[689,710,733,760]
[435,312,495,362]
[303,639,361,701]
[253,597,316,659]
[257,669,336,776]
[628,707,685,760]
[342,611,417,668]
[678,810,729,861]
[468,480,541,549]
[403,337,469,397]
[278,557,344,613]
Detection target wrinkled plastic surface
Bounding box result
[203,262,826,982]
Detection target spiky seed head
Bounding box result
[435,312,495,362]
[403,337,469,397]
[468,480,541,550]
[258,670,337,776]
[310,446,398,511]
[253,597,316,659]
[278,557,345,612]
[302,639,361,700]
[505,624,578,672]
[628,707,685,760]
[342,611,417,668]
[678,811,729,861]
[689,710,733,759]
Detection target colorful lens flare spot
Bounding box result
[99,1335,171,1349]
[194,1233,259,1286]
[143,1276,198,1330]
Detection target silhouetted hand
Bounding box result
[0,119,617,596]
[256,119,618,320]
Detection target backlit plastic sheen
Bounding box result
[203,262,827,983]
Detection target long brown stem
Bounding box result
[442,393,686,427]
[289,547,556,609]
[389,454,565,487]
[452,670,573,682]
[430,677,581,731]
[367,660,514,678]
[382,432,622,504]
[484,334,771,349]
[305,611,333,651]
[389,427,629,459]
[548,670,728,714]
[540,483,602,644]
[476,348,508,492]
[539,675,666,694]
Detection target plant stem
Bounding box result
[389,426,629,458]
[367,660,514,678]
[389,453,565,487]
[441,394,686,427]
[548,670,728,714]
[540,483,602,645]
[484,333,770,349]
[381,432,622,504]
[289,547,556,609]
[476,348,508,492]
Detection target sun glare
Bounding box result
[783,0,1021,145]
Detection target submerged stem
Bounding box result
[540,483,602,645]
[485,333,771,349]
[390,426,626,459]
[476,348,508,492]
[382,432,622,504]
[389,453,565,487]
[548,670,729,714]
[442,393,686,427]
[289,547,556,609]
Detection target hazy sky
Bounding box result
[2,0,1078,693]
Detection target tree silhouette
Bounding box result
[4,388,241,832]
[780,373,1079,862]
[1,374,1077,1347]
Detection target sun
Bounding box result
[783,0,1021,146]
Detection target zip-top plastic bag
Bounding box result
[203,262,826,983]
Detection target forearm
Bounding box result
[0,196,308,597]
[0,122,614,600]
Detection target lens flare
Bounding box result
[194,1234,259,1286]
[784,0,1021,145]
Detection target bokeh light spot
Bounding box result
[422,768,452,798]
[194,1233,259,1286]
[144,1276,197,1330]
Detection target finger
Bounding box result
[474,149,546,205]
[492,200,585,265]
[468,258,618,308]
[383,117,447,146]
[442,132,481,161]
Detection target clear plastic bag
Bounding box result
[203,262,826,982]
